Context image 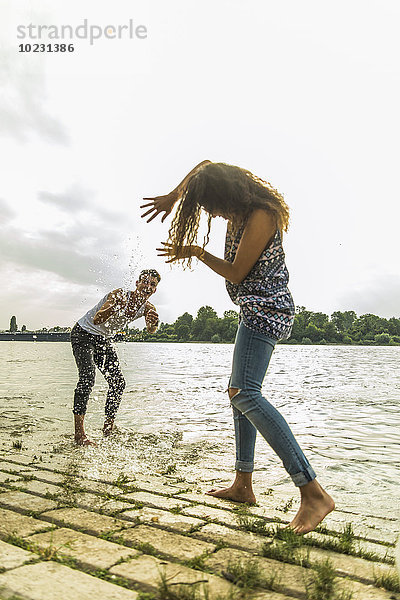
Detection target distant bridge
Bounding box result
[0,332,71,342]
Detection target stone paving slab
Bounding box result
[29,527,139,570]
[131,476,190,495]
[250,592,302,600]
[181,503,240,526]
[39,508,132,536]
[173,491,238,508]
[248,497,292,515]
[247,508,290,524]
[24,459,72,472]
[66,479,127,497]
[323,512,398,545]
[53,491,128,513]
[250,500,398,543]
[100,499,134,514]
[0,455,41,466]
[306,530,394,563]
[196,522,394,583]
[26,470,67,484]
[359,526,397,547]
[10,479,64,498]
[120,506,205,533]
[0,508,55,539]
[0,462,36,474]
[205,547,305,598]
[110,554,235,599]
[117,524,216,561]
[206,547,396,600]
[346,580,398,600]
[0,491,58,514]
[0,561,139,599]
[120,491,191,510]
[275,540,393,585]
[193,522,268,553]
[0,539,38,571]
[0,472,21,484]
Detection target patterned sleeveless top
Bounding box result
[224,223,295,340]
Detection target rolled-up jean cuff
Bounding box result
[291,465,317,487]
[235,460,254,473]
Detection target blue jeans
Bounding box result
[229,321,316,487]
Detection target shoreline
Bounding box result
[1,333,400,347]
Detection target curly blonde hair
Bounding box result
[168,162,290,268]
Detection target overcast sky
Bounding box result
[1,0,399,330]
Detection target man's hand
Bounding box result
[145,302,159,333]
[93,289,125,325]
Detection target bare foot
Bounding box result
[74,436,97,447]
[103,419,115,437]
[206,485,257,504]
[289,480,335,534]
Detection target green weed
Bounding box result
[184,555,209,572]
[261,488,274,496]
[374,571,400,593]
[136,541,160,557]
[262,526,311,567]
[162,465,177,475]
[305,559,353,600]
[20,473,36,481]
[279,497,294,513]
[112,473,139,493]
[169,506,183,515]
[305,522,389,563]
[114,473,130,487]
[90,568,135,590]
[235,512,273,536]
[223,558,277,591]
[157,569,208,600]
[137,593,157,600]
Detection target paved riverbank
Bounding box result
[0,450,399,600]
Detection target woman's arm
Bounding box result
[93,289,125,325]
[171,160,212,196]
[141,160,211,223]
[158,209,276,285]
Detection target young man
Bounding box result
[71,269,161,446]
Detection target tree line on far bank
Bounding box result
[6,307,400,346]
[125,306,400,346]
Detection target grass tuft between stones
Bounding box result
[222,558,280,592]
[373,570,400,593]
[304,558,353,600]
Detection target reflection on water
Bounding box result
[1,341,399,519]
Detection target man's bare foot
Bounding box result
[289,479,335,534]
[206,485,257,504]
[103,419,115,437]
[74,435,97,447]
[74,415,97,447]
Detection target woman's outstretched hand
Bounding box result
[157,242,201,263]
[140,192,177,223]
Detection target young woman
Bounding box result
[141,161,334,534]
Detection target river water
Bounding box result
[1,341,399,523]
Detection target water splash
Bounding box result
[93,235,146,293]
